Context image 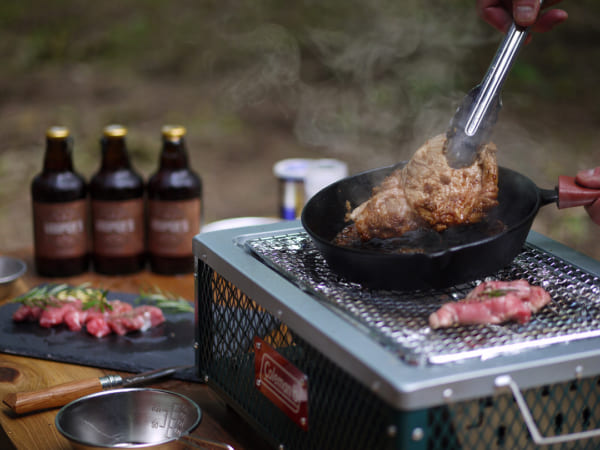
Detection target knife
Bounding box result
[3,364,194,414]
[444,0,543,168]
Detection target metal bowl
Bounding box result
[0,256,26,299]
[55,388,202,449]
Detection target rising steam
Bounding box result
[215,1,494,169]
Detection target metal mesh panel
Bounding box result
[196,259,600,449]
[428,376,600,450]
[196,261,397,450]
[244,232,600,365]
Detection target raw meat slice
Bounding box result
[12,291,168,338]
[64,309,89,332]
[108,306,166,335]
[81,300,131,323]
[103,300,133,316]
[86,317,112,338]
[39,299,82,328]
[108,313,144,335]
[108,316,139,335]
[428,279,551,329]
[12,305,44,322]
[134,305,166,328]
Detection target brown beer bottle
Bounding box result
[31,126,89,276]
[147,125,202,274]
[90,125,145,274]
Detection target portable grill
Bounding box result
[193,221,600,449]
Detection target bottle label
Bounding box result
[148,198,201,257]
[92,199,144,256]
[33,200,88,258]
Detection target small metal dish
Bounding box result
[0,256,26,299]
[55,388,233,449]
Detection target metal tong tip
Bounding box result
[444,6,540,169]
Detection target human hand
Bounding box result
[576,167,600,225]
[476,0,568,35]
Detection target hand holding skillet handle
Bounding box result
[560,167,600,225]
[2,365,191,414]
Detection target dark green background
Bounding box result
[0,1,598,259]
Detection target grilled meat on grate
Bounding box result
[428,279,551,329]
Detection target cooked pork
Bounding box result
[428,279,551,329]
[334,134,498,244]
[404,134,499,231]
[340,167,424,242]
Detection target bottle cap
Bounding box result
[273,158,311,182]
[162,125,186,140]
[46,126,69,139]
[103,124,128,138]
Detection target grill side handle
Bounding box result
[494,375,600,445]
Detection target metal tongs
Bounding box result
[445,1,543,168]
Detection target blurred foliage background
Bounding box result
[0,0,598,260]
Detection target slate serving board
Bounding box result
[0,289,199,382]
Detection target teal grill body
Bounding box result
[194,222,600,449]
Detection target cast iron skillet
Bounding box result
[301,163,599,290]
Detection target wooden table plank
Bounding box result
[0,249,271,450]
[0,354,99,449]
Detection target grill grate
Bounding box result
[245,232,600,365]
[196,255,600,449]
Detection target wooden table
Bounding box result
[0,249,270,449]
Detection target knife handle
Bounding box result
[3,377,104,414]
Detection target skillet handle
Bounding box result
[539,187,558,207]
[557,176,600,209]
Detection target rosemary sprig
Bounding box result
[81,287,112,312]
[480,288,518,298]
[12,283,84,307]
[135,285,194,313]
[12,283,192,314]
[12,283,113,312]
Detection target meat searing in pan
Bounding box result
[404,134,499,231]
[334,134,499,244]
[428,279,551,329]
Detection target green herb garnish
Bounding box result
[480,288,517,298]
[12,283,192,314]
[81,287,112,312]
[12,283,113,312]
[135,285,193,313]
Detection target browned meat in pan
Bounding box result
[403,134,498,231]
[342,167,424,242]
[334,134,499,244]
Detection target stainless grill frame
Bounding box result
[244,231,600,367]
[193,220,600,412]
